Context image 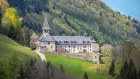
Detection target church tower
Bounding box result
[42,17,50,35]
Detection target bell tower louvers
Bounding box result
[42,17,50,35]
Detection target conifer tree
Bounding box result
[138,70,140,79]
[119,60,128,79]
[17,66,27,79]
[108,60,115,77]
[128,59,137,79]
[83,72,88,79]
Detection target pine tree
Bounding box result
[27,58,38,79]
[128,59,137,79]
[108,60,115,77]
[138,70,140,79]
[119,60,128,79]
[17,66,27,79]
[83,72,88,79]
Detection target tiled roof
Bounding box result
[39,34,96,45]
[52,36,96,45]
[39,33,55,42]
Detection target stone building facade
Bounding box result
[30,17,100,64]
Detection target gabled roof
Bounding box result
[30,33,38,39]
[42,18,50,30]
[52,36,96,45]
[39,33,55,42]
[39,42,46,47]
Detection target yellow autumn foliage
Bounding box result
[4,7,22,28]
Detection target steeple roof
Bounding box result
[30,33,38,39]
[39,33,55,42]
[42,17,50,30]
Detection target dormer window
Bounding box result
[45,30,47,33]
[48,42,50,44]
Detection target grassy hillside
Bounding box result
[45,54,110,79]
[0,34,40,79]
[7,0,140,46]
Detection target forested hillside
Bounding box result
[6,0,140,46]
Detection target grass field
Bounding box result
[46,54,108,79]
[0,34,40,79]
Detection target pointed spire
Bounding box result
[42,17,50,30]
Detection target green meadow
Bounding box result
[45,54,108,79]
[0,34,40,79]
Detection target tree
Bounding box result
[21,27,30,46]
[0,2,2,33]
[60,65,65,73]
[83,72,88,79]
[138,70,140,79]
[0,2,2,26]
[128,59,137,79]
[118,59,137,79]
[108,60,115,77]
[119,60,128,79]
[0,62,6,79]
[4,8,23,42]
[17,66,27,79]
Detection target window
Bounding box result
[95,56,96,58]
[83,46,86,48]
[51,45,53,48]
[87,41,90,43]
[74,41,77,43]
[71,41,73,43]
[83,41,85,43]
[44,30,47,33]
[48,42,50,44]
[69,46,70,48]
[66,41,69,43]
[73,46,76,48]
[59,41,62,43]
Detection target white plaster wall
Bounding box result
[38,46,47,53]
[45,42,56,52]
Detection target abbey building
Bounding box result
[30,18,100,63]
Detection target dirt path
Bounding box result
[35,50,46,62]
